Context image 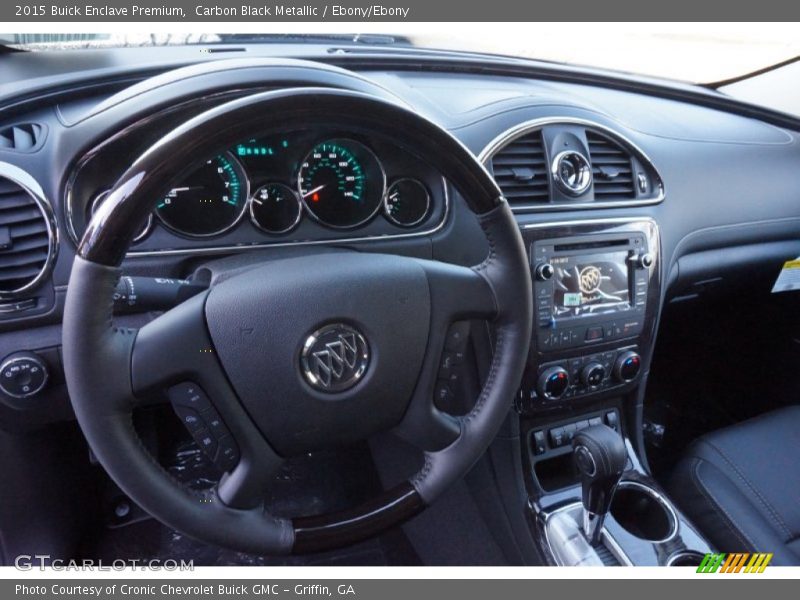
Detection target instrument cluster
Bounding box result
[74,131,440,249]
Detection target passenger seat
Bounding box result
[670,405,800,565]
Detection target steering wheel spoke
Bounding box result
[131,290,284,508]
[417,259,498,322]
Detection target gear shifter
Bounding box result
[572,424,627,545]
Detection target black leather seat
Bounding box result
[670,405,800,565]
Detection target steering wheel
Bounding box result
[63,86,532,555]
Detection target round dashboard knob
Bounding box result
[0,352,49,399]
[535,262,555,281]
[637,253,654,269]
[537,366,570,400]
[613,351,641,382]
[580,362,606,387]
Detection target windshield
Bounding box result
[1,24,799,85]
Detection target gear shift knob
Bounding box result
[572,424,627,545]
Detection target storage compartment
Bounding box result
[610,482,677,542]
[534,452,579,492]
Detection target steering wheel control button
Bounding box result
[215,436,240,471]
[0,352,49,398]
[195,429,218,457]
[168,382,212,411]
[301,323,370,393]
[167,382,241,472]
[173,405,205,433]
[444,321,470,351]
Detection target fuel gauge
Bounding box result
[249,182,303,234]
[384,178,430,227]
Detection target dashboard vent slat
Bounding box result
[0,174,54,296]
[0,123,44,152]
[490,130,550,204]
[587,131,636,199]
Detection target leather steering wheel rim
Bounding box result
[63,85,532,555]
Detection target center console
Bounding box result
[513,218,712,566]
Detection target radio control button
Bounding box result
[535,263,555,281]
[585,326,604,341]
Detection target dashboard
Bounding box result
[0,47,799,427]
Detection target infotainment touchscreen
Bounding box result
[551,251,631,319]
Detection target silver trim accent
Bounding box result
[522,215,659,230]
[542,502,633,567]
[383,178,431,228]
[67,170,448,259]
[91,191,153,243]
[0,162,59,300]
[248,182,303,235]
[155,151,250,239]
[478,116,665,212]
[0,355,49,399]
[300,323,370,393]
[298,138,387,230]
[551,150,592,197]
[666,551,706,567]
[613,480,679,544]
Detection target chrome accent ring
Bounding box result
[478,116,665,212]
[0,162,59,300]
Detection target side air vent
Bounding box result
[586,131,635,199]
[489,130,550,205]
[0,123,45,152]
[0,170,56,298]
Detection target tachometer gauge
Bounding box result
[297,139,385,229]
[155,152,248,237]
[249,182,303,234]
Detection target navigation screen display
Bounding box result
[552,251,631,319]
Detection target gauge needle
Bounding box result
[302,184,326,198]
[168,185,203,194]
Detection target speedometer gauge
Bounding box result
[156,152,248,237]
[298,139,385,229]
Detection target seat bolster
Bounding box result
[670,454,799,565]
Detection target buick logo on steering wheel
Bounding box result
[301,324,370,392]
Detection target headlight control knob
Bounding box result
[0,352,49,398]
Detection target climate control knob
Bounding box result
[580,362,606,387]
[537,366,570,400]
[535,262,555,281]
[613,351,641,382]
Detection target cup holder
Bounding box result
[667,552,705,567]
[609,481,678,543]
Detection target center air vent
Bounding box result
[482,118,664,211]
[489,130,550,205]
[0,168,56,298]
[586,131,635,199]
